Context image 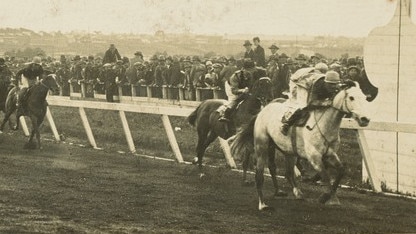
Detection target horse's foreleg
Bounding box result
[319,152,344,205]
[268,144,287,197]
[194,129,217,176]
[285,154,303,199]
[35,122,42,149]
[0,111,12,132]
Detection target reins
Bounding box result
[307,89,350,148]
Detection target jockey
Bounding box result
[280,69,341,135]
[15,57,44,115]
[219,59,260,122]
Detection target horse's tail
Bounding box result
[231,115,257,159]
[187,103,201,127]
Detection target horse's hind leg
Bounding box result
[268,143,287,197]
[285,154,304,199]
[254,137,273,211]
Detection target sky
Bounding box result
[0,0,414,37]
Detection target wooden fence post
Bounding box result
[195,88,201,101]
[19,117,30,136]
[218,138,237,168]
[119,110,136,153]
[161,114,184,163]
[80,82,86,98]
[146,86,152,98]
[45,107,60,141]
[79,107,98,149]
[356,130,382,192]
[178,87,184,101]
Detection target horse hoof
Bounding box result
[259,206,274,212]
[199,173,206,179]
[274,190,288,197]
[192,157,199,165]
[325,196,341,206]
[318,193,331,204]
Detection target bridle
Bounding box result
[253,77,272,107]
[39,74,59,90]
[330,89,354,115]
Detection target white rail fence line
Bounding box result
[32,96,416,194]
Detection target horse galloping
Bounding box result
[0,74,60,149]
[187,77,273,178]
[231,82,370,210]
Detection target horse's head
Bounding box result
[251,77,273,107]
[333,81,370,127]
[41,74,60,93]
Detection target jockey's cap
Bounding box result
[314,62,328,73]
[325,71,341,83]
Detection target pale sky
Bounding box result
[0,0,413,37]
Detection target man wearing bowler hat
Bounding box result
[243,40,255,62]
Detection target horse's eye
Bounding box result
[349,96,355,101]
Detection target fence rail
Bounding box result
[64,82,225,104]
[29,95,415,195]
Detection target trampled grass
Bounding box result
[44,106,364,187]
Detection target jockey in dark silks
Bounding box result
[219,59,266,122]
[280,70,341,135]
[15,62,44,116]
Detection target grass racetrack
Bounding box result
[0,107,415,233]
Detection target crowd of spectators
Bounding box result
[0,38,367,102]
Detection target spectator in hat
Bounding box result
[310,54,322,66]
[153,55,167,87]
[190,56,206,88]
[268,44,279,62]
[243,40,255,61]
[100,63,117,102]
[102,44,122,64]
[275,53,291,98]
[220,56,238,85]
[252,37,266,68]
[343,65,361,82]
[294,54,310,71]
[130,51,144,68]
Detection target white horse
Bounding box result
[231,82,370,211]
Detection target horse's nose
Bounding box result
[359,116,370,127]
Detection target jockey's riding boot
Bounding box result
[280,109,302,136]
[280,123,290,136]
[219,107,232,122]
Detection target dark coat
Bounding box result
[102,48,122,64]
[253,45,266,67]
[244,49,255,61]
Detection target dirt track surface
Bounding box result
[1,133,416,234]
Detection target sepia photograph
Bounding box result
[0,0,415,233]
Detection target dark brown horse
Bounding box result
[0,74,59,149]
[187,77,273,177]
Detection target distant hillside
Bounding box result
[0,28,364,59]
